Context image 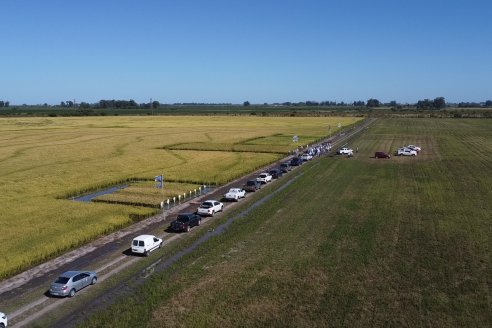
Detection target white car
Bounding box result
[256,172,272,184]
[301,154,313,161]
[406,144,421,152]
[197,200,224,216]
[131,235,163,256]
[0,312,7,328]
[223,188,246,201]
[337,147,353,155]
[397,148,417,156]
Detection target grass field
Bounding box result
[82,118,491,327]
[0,116,357,279]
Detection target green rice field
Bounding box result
[82,118,491,327]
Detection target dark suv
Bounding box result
[243,180,261,192]
[375,151,391,159]
[279,162,291,173]
[290,157,302,166]
[170,213,201,232]
[269,168,283,179]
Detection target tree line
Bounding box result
[3,98,492,109]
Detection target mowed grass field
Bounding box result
[83,118,491,327]
[0,116,357,279]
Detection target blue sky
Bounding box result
[1,0,491,105]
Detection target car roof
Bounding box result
[133,234,155,240]
[59,270,87,278]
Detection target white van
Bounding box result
[0,311,7,328]
[131,235,163,256]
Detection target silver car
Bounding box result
[49,271,97,297]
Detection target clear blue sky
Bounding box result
[1,0,491,105]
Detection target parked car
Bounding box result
[0,311,7,328]
[256,172,272,184]
[170,213,202,232]
[131,235,162,256]
[49,271,97,297]
[269,168,283,179]
[197,200,224,216]
[375,151,391,159]
[290,157,303,166]
[397,148,417,156]
[279,162,291,173]
[300,153,313,161]
[337,147,353,155]
[243,180,261,192]
[223,188,246,201]
[406,144,421,152]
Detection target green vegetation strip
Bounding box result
[82,118,491,327]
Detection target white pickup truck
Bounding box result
[397,148,417,156]
[223,188,246,201]
[406,144,421,152]
[337,147,353,155]
[256,172,272,184]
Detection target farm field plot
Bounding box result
[83,118,491,327]
[0,116,357,279]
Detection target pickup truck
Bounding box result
[397,148,417,156]
[223,188,246,201]
[337,147,353,155]
[406,144,421,152]
[256,172,272,184]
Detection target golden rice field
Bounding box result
[0,115,359,279]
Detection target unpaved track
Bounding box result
[1,118,375,327]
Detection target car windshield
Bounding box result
[54,276,70,284]
[177,216,190,223]
[201,202,213,208]
[230,189,239,193]
[260,174,267,177]
[246,181,256,185]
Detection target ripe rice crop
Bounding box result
[93,181,202,208]
[0,115,359,278]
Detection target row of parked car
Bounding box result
[375,144,422,159]
[32,153,312,304]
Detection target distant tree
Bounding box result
[66,100,74,108]
[416,99,432,109]
[366,98,380,107]
[5,101,9,107]
[243,101,250,106]
[389,100,398,107]
[485,100,492,107]
[60,101,66,107]
[152,100,160,109]
[433,97,446,109]
[353,100,365,106]
[79,102,91,109]
[0,101,4,107]
[129,99,138,108]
